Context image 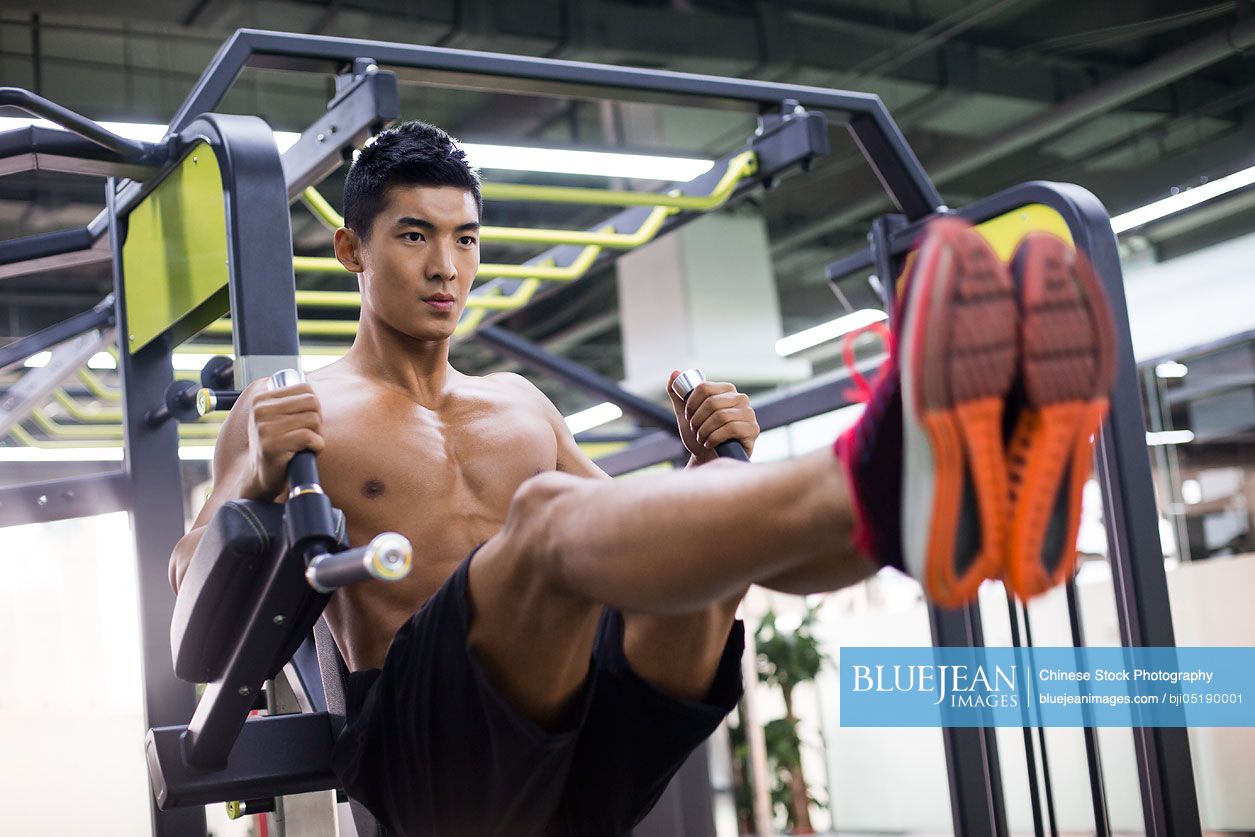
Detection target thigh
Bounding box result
[548,608,746,836]
[466,474,605,731]
[332,545,594,837]
[620,596,745,701]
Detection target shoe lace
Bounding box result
[841,320,894,404]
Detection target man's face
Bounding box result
[344,184,480,342]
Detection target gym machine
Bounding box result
[0,27,1199,837]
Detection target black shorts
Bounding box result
[330,543,745,837]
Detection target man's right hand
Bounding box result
[241,381,325,501]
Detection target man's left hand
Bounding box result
[666,370,760,463]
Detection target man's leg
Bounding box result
[615,457,875,700]
[466,447,864,727]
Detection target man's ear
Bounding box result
[333,226,365,273]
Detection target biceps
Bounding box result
[557,436,612,481]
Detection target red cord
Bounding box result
[841,321,894,402]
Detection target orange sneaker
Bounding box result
[899,218,1019,608]
[1004,233,1116,600]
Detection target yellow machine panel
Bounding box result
[122,142,231,354]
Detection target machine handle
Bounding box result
[670,368,751,462]
[306,532,413,593]
[269,369,321,494]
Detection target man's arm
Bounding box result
[169,383,258,594]
[493,370,759,479]
[168,378,326,594]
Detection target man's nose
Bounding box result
[426,241,457,281]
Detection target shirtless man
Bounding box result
[169,121,1114,836]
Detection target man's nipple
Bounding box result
[361,479,387,499]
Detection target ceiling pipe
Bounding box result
[774,16,1255,253]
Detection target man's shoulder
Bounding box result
[473,372,560,418]
[481,371,539,396]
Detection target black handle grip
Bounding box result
[670,368,751,462]
[713,439,750,462]
[269,369,338,559]
[286,450,320,490]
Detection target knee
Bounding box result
[502,471,587,581]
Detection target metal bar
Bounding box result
[1064,578,1112,837]
[1006,597,1046,837]
[0,226,109,281]
[931,605,1008,837]
[468,124,819,334]
[27,407,222,439]
[109,177,206,837]
[303,150,753,232]
[279,64,399,202]
[0,86,161,161]
[0,329,112,437]
[847,108,942,219]
[0,124,162,179]
[1020,603,1060,837]
[146,712,338,810]
[292,148,755,282]
[0,297,114,372]
[51,388,123,423]
[473,323,677,432]
[166,28,940,219]
[176,115,302,385]
[0,471,130,528]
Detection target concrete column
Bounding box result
[617,209,811,398]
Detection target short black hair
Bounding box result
[343,121,482,239]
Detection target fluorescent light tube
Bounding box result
[1111,163,1255,234]
[565,402,623,435]
[0,118,708,180]
[461,143,712,181]
[1155,362,1187,379]
[1145,430,1194,446]
[0,445,213,461]
[775,309,889,357]
[23,351,114,369]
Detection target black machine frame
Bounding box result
[0,27,1199,837]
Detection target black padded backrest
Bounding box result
[172,500,286,683]
[314,617,384,837]
[172,502,348,684]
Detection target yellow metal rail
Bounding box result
[30,408,223,440]
[52,389,123,423]
[77,368,122,401]
[194,152,759,347]
[6,423,215,450]
[480,151,757,210]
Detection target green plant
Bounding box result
[732,605,829,833]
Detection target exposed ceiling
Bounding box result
[2,0,1254,419]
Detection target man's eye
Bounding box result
[459,236,478,246]
[402,232,424,242]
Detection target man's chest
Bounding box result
[310,395,559,541]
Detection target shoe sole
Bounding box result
[1006,234,1116,599]
[901,219,1018,608]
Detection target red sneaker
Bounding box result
[1004,233,1116,599]
[831,224,960,581]
[899,218,1019,608]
